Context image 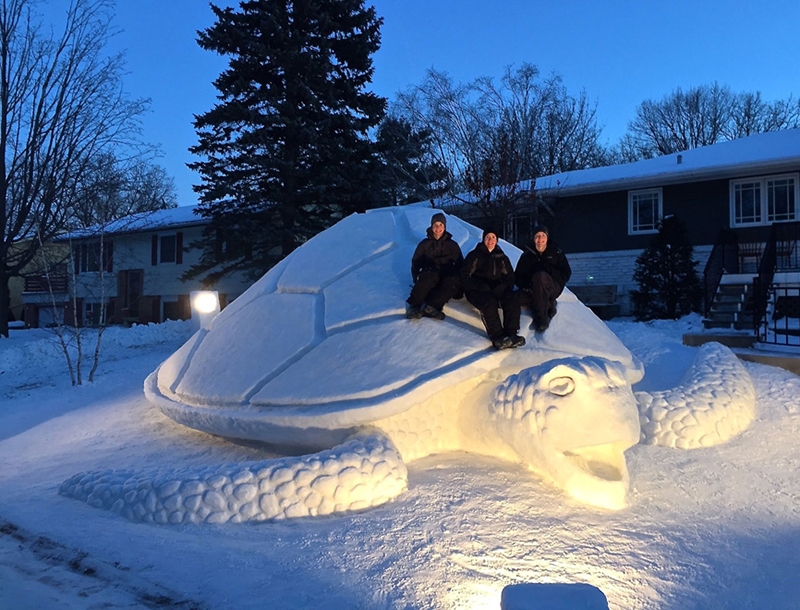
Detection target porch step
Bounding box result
[683,333,756,348]
[704,313,753,329]
[717,283,749,295]
[707,311,737,324]
[704,282,754,331]
[711,301,742,313]
[704,319,736,329]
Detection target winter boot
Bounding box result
[492,335,513,350]
[508,334,526,348]
[422,304,445,321]
[406,305,423,320]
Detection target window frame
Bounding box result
[628,188,663,235]
[151,232,183,266]
[83,301,109,327]
[730,173,799,227]
[160,235,177,264]
[73,240,113,274]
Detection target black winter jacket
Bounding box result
[410,229,463,281]
[461,242,515,293]
[515,243,572,295]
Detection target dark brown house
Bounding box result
[535,128,800,344]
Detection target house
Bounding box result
[9,239,71,325]
[432,129,800,343]
[22,206,253,328]
[526,129,800,343]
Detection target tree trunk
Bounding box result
[0,271,9,337]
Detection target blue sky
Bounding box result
[47,0,800,206]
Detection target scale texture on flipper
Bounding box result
[636,342,756,448]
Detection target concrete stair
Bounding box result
[704,283,754,330]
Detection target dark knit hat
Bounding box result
[533,225,549,238]
[430,212,446,228]
[482,227,498,240]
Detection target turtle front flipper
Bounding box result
[59,430,407,524]
[636,341,756,449]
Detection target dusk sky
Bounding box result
[46,0,800,206]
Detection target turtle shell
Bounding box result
[145,205,642,443]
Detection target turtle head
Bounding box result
[489,356,641,510]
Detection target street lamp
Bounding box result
[190,290,220,329]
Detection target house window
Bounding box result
[117,269,143,318]
[628,188,662,234]
[84,302,108,326]
[214,228,252,262]
[731,174,798,226]
[162,296,191,322]
[73,241,113,274]
[767,177,796,222]
[160,235,177,263]
[151,232,183,265]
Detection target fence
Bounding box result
[759,285,800,346]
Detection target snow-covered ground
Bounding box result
[1,314,799,609]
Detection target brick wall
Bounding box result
[566,246,712,316]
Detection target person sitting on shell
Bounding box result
[461,228,525,350]
[515,224,572,332]
[406,212,464,321]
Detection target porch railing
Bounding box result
[23,274,68,293]
[702,229,739,316]
[759,285,800,346]
[755,221,800,344]
[774,220,800,270]
[753,223,779,333]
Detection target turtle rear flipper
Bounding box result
[60,430,407,524]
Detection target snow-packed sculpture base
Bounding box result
[59,205,757,523]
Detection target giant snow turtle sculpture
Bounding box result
[60,205,757,524]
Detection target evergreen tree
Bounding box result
[631,215,702,320]
[187,0,386,280]
[373,116,448,205]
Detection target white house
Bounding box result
[22,206,253,328]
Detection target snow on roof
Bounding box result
[60,129,800,242]
[535,128,800,196]
[96,204,204,234]
[59,205,204,241]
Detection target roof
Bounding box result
[534,128,800,197]
[58,205,204,241]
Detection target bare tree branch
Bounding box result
[0,0,150,337]
[393,63,605,242]
[617,83,800,159]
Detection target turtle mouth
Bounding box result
[556,442,631,510]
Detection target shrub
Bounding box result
[631,215,702,320]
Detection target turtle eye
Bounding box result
[548,376,575,396]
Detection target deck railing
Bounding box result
[759,285,800,346]
[23,274,68,293]
[774,220,800,270]
[753,223,778,333]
